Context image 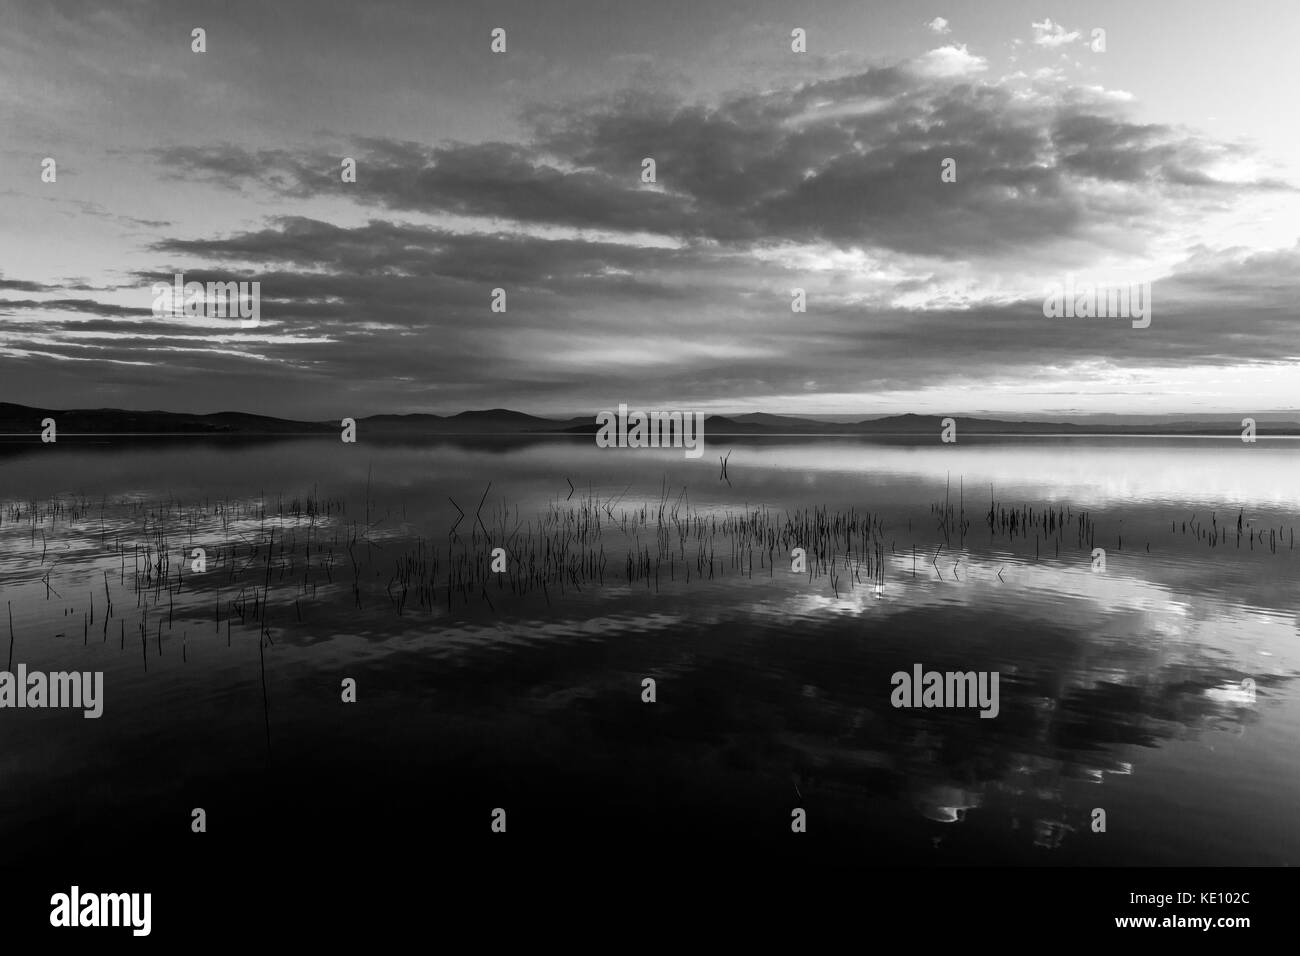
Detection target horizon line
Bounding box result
[3,401,1300,424]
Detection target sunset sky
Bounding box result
[2,0,1298,419]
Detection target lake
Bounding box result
[1,435,1297,869]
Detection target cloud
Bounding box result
[5,218,1290,409]
[145,54,1284,270]
[911,43,987,77]
[1031,19,1082,49]
[0,277,57,293]
[6,36,1297,416]
[0,297,151,318]
[926,17,951,35]
[40,196,172,229]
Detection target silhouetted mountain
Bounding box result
[1,402,1296,437]
[0,403,333,435]
[731,413,830,428]
[359,408,563,434]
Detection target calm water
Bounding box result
[1,435,1297,867]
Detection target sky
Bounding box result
[1,0,1298,420]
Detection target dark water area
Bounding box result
[1,435,1298,872]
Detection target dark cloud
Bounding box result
[0,297,152,318]
[0,278,56,293]
[147,65,1290,262]
[65,218,1300,392]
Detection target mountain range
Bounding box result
[1,403,1296,436]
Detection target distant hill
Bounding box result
[561,411,1300,436]
[0,403,333,435]
[360,409,566,434]
[1,403,1296,437]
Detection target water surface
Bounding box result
[1,435,1296,867]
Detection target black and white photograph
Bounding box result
[1,0,1294,939]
